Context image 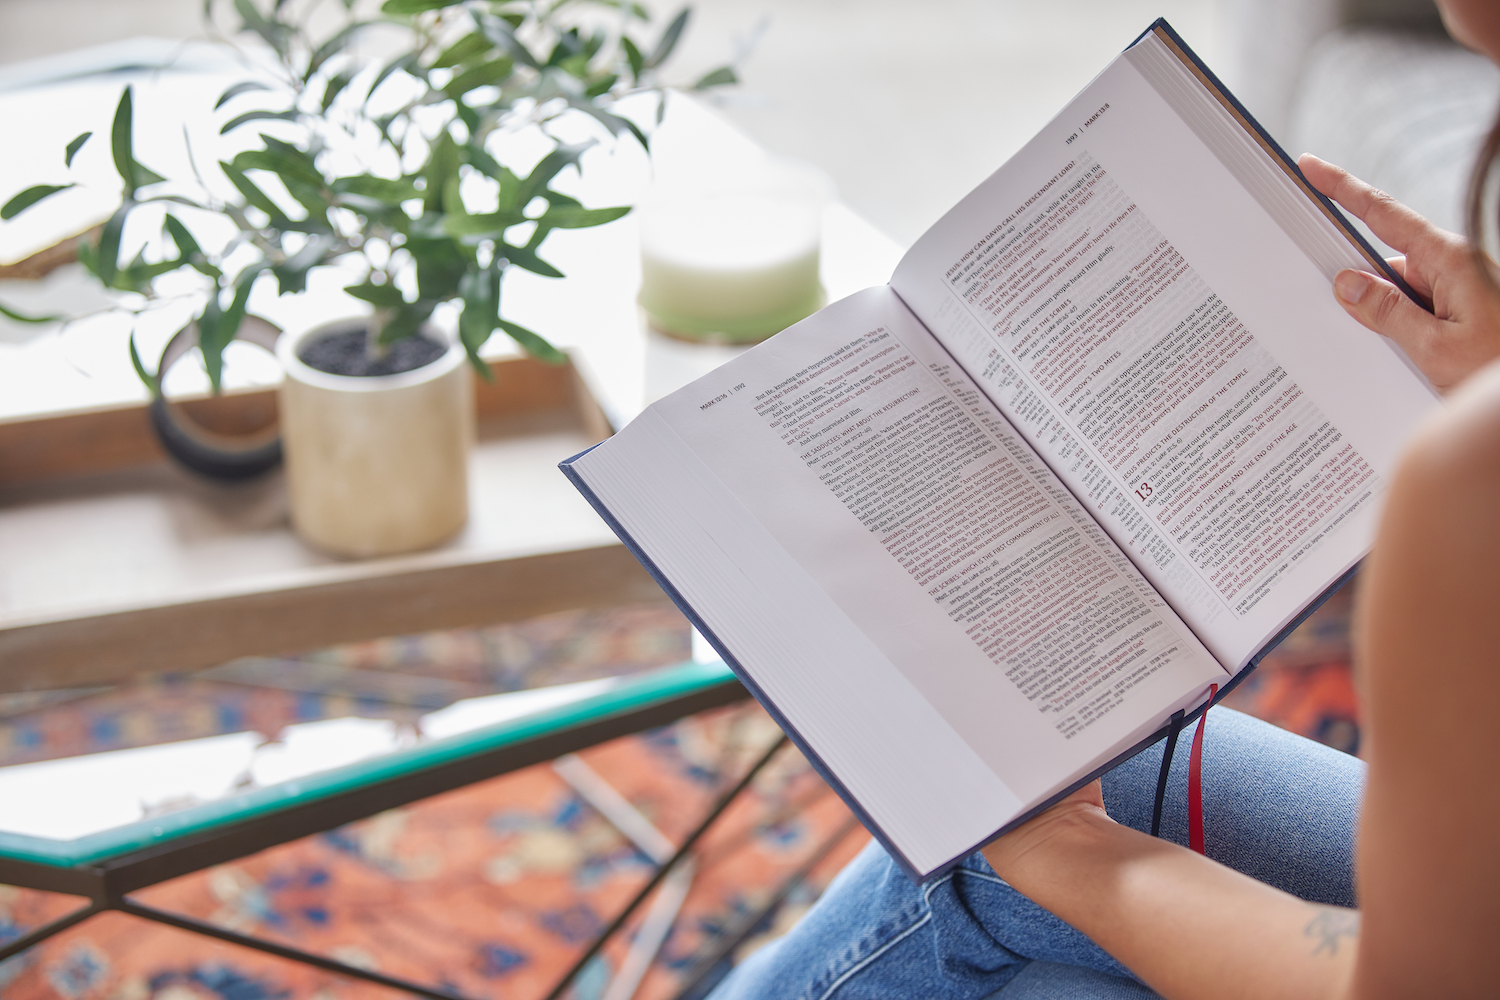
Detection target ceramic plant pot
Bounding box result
[276,318,474,558]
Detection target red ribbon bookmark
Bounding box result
[1187,683,1217,855]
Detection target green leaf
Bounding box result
[431,31,491,69]
[162,214,202,259]
[75,236,97,277]
[409,236,469,300]
[321,70,355,111]
[232,151,317,188]
[645,8,689,69]
[134,163,168,187]
[381,0,457,12]
[110,86,137,194]
[137,193,210,210]
[333,174,420,204]
[233,143,324,187]
[272,233,337,294]
[420,131,460,214]
[495,241,563,278]
[692,65,737,90]
[283,182,334,226]
[220,108,300,134]
[0,300,62,323]
[377,299,437,345]
[94,204,130,287]
[570,102,647,151]
[233,0,292,56]
[119,253,189,293]
[404,211,448,240]
[305,22,369,79]
[515,141,591,207]
[441,174,465,216]
[368,53,419,99]
[621,36,644,83]
[545,27,584,68]
[442,210,526,237]
[498,319,566,364]
[1,183,75,220]
[443,56,515,99]
[533,204,629,229]
[462,142,505,180]
[199,269,260,393]
[128,329,160,396]
[214,80,273,110]
[219,160,291,223]
[583,28,606,61]
[478,15,540,70]
[344,280,405,307]
[584,73,618,98]
[458,260,500,373]
[64,132,92,168]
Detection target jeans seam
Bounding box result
[812,910,933,1000]
[954,870,1007,889]
[918,870,962,909]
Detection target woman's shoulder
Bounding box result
[1350,354,1500,999]
[1384,357,1500,526]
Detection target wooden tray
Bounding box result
[0,358,665,694]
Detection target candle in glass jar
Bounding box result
[638,163,828,343]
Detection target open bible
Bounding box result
[560,20,1440,881]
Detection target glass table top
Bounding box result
[0,604,722,865]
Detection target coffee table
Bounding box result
[0,46,902,1000]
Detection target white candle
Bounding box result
[638,163,828,343]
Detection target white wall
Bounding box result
[0,0,1221,243]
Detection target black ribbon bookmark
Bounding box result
[1150,710,1187,838]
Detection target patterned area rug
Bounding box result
[0,579,1361,1000]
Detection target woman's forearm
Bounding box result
[981,802,1358,1000]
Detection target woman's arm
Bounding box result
[980,785,1358,1000]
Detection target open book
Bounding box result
[560,20,1440,881]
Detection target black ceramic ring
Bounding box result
[148,316,284,481]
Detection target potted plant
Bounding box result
[0,0,736,556]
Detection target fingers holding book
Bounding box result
[1299,152,1500,394]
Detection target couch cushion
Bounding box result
[1288,28,1499,254]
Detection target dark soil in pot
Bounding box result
[299,327,446,377]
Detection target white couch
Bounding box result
[1218,0,1500,254]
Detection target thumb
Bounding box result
[1332,268,1441,358]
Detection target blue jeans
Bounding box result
[708,708,1364,999]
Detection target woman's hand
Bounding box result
[1300,153,1500,393]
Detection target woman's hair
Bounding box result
[1467,113,1500,257]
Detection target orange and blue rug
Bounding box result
[0,579,1361,1000]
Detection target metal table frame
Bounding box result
[0,663,756,1000]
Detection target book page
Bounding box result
[573,287,1225,875]
[890,42,1439,670]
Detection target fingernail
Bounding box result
[1334,270,1370,305]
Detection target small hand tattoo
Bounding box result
[1304,907,1361,957]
